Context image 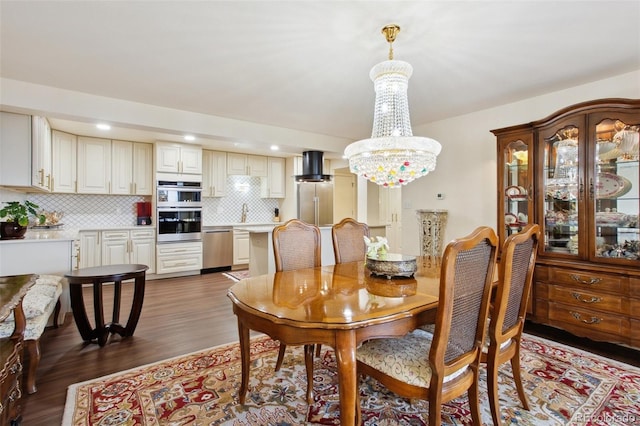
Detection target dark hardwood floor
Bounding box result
[21,272,640,425]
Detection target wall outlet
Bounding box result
[437,193,445,200]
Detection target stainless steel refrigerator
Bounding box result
[297,182,334,226]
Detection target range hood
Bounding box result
[295,150,332,182]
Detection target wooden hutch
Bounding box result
[492,98,640,349]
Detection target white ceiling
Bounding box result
[1,1,639,158]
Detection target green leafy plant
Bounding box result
[0,200,45,226]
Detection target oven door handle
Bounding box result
[157,207,203,212]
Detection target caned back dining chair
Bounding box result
[482,223,540,425]
[331,217,370,264]
[271,219,321,402]
[356,226,498,426]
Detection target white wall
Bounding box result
[401,70,640,256]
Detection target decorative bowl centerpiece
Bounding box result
[366,253,417,279]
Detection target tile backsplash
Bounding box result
[28,193,148,229]
[203,176,279,224]
[22,175,279,230]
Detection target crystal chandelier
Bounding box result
[345,24,442,187]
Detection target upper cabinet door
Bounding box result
[51,130,77,193]
[227,153,248,175]
[155,143,181,173]
[111,140,133,194]
[588,110,640,263]
[180,145,202,174]
[539,115,586,258]
[77,136,111,194]
[132,142,153,195]
[31,115,52,191]
[496,130,533,247]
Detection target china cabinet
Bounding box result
[493,98,640,349]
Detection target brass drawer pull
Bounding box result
[571,292,601,304]
[569,274,602,285]
[9,386,21,402]
[570,311,601,324]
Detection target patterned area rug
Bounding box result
[223,270,250,282]
[63,334,640,425]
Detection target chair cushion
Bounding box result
[0,278,63,340]
[356,328,468,388]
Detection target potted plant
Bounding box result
[0,200,45,239]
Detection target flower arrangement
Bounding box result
[364,235,389,259]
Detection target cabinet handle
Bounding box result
[39,168,45,186]
[570,311,601,324]
[569,274,601,285]
[76,251,81,269]
[47,174,52,190]
[9,360,22,375]
[589,177,594,198]
[571,292,601,304]
[578,178,584,201]
[9,386,21,402]
[528,185,533,201]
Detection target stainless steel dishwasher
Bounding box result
[202,226,234,272]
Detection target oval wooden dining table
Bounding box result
[227,257,443,426]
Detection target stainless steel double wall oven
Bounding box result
[156,179,202,242]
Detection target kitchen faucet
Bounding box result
[241,203,248,223]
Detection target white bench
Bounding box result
[0,274,63,394]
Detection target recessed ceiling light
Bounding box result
[184,135,195,141]
[96,123,111,130]
[270,145,279,151]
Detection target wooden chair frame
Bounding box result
[483,223,540,425]
[331,217,370,264]
[271,219,321,402]
[357,226,498,426]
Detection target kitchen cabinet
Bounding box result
[156,241,202,274]
[233,229,250,265]
[379,187,402,252]
[260,157,286,198]
[77,136,111,194]
[51,130,77,193]
[31,115,52,191]
[227,153,267,176]
[202,150,227,197]
[492,98,640,349]
[132,142,153,195]
[0,111,32,188]
[155,142,202,175]
[102,229,155,273]
[0,112,51,191]
[78,231,102,269]
[112,140,153,195]
[78,229,155,273]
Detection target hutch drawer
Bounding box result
[548,302,629,338]
[547,268,628,294]
[548,285,627,315]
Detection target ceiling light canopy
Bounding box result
[345,24,441,187]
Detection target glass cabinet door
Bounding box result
[499,132,532,245]
[542,125,581,255]
[591,116,639,261]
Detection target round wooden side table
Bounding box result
[65,264,148,346]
